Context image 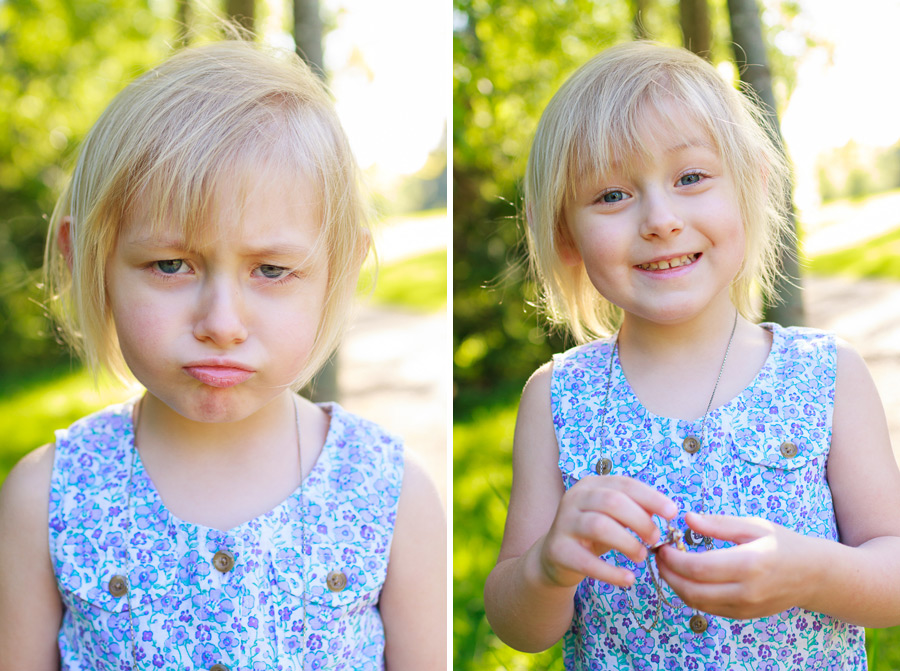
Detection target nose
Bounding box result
[193,276,249,347]
[639,187,684,240]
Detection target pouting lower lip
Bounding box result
[636,253,699,271]
[183,366,254,388]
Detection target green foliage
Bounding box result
[453,394,565,670]
[0,0,174,376]
[453,0,634,396]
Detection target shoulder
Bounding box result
[381,452,446,667]
[551,337,613,371]
[325,403,404,458]
[767,323,837,358]
[0,443,62,668]
[0,442,56,519]
[54,400,135,459]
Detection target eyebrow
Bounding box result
[125,236,315,259]
[658,137,716,155]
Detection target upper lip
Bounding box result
[183,359,255,371]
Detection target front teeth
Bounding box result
[638,253,698,271]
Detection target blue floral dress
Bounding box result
[49,399,404,670]
[551,324,865,670]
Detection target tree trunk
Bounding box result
[727,0,804,326]
[292,0,334,401]
[680,0,711,58]
[225,0,255,34]
[631,0,651,40]
[294,0,324,78]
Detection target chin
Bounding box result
[165,388,256,424]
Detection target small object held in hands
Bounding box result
[650,521,686,553]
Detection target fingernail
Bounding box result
[624,572,635,586]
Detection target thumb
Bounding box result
[685,512,773,545]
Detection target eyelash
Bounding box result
[149,261,299,285]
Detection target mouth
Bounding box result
[183,362,255,388]
[636,253,700,271]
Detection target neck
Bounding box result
[136,390,297,460]
[618,293,739,364]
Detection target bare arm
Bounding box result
[380,456,446,670]
[657,342,900,626]
[0,443,62,671]
[484,365,676,652]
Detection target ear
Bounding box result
[58,216,75,272]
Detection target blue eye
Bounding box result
[256,265,288,280]
[679,173,702,186]
[601,190,626,203]
[155,260,184,274]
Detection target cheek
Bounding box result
[107,285,176,361]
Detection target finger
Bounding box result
[605,476,679,520]
[656,539,771,585]
[574,511,648,564]
[655,562,745,614]
[575,489,661,548]
[561,543,637,589]
[685,512,773,545]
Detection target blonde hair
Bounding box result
[524,41,793,342]
[45,39,368,389]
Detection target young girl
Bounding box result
[0,40,445,670]
[484,41,900,669]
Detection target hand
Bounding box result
[537,475,676,590]
[655,512,813,619]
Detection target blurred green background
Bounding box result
[453,0,900,669]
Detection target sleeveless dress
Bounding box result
[550,324,866,670]
[49,399,404,671]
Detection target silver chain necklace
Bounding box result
[595,310,738,632]
[117,395,307,669]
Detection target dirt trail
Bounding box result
[806,275,900,463]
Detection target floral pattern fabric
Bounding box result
[49,399,404,670]
[551,324,865,670]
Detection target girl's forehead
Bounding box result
[120,165,323,247]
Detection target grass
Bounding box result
[359,248,447,312]
[453,394,564,671]
[453,396,900,670]
[806,226,900,280]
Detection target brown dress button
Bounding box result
[779,441,798,459]
[595,458,613,475]
[108,574,128,598]
[682,435,701,454]
[689,613,708,633]
[326,570,348,592]
[209,665,231,671]
[212,550,235,573]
